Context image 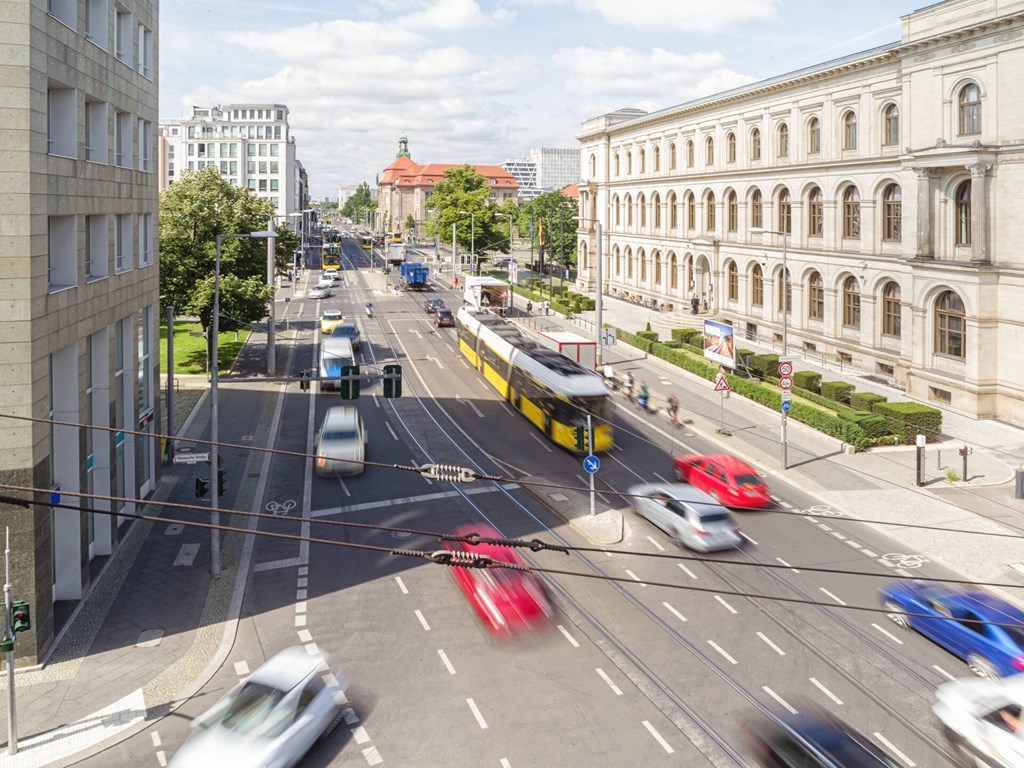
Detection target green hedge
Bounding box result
[636,330,659,343]
[672,328,702,344]
[749,353,780,379]
[874,401,943,441]
[850,392,887,411]
[821,381,855,404]
[838,410,890,439]
[793,370,821,393]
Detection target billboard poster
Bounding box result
[703,319,736,369]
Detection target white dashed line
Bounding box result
[363,746,383,765]
[831,531,847,541]
[678,564,698,579]
[151,732,162,747]
[352,726,370,744]
[500,760,512,768]
[624,568,646,586]
[233,661,249,676]
[337,478,351,497]
[810,677,843,705]
[438,649,456,675]
[295,601,307,613]
[385,422,399,441]
[861,549,878,557]
[646,535,665,551]
[763,686,798,714]
[895,568,912,578]
[740,532,759,545]
[156,750,167,767]
[819,587,846,606]
[596,668,624,695]
[395,576,408,594]
[872,623,904,644]
[297,577,308,588]
[467,698,489,729]
[298,565,308,576]
[415,609,431,631]
[818,523,833,532]
[297,629,312,643]
[529,433,554,452]
[708,640,738,664]
[845,540,862,549]
[715,595,738,614]
[296,589,307,600]
[757,632,786,655]
[305,642,320,655]
[663,602,687,623]
[873,732,916,767]
[776,557,800,573]
[643,721,675,754]
[341,706,358,724]
[880,559,896,568]
[295,614,306,627]
[557,624,580,647]
[932,665,957,681]
[652,472,670,483]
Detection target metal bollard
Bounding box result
[1016,467,1024,500]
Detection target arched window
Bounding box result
[686,140,694,168]
[751,128,761,161]
[955,180,971,245]
[638,193,646,228]
[777,267,792,314]
[669,143,677,170]
[705,136,714,166]
[842,276,861,328]
[843,111,858,150]
[727,191,738,232]
[670,253,678,290]
[842,186,861,238]
[882,184,902,241]
[625,193,633,227]
[808,272,824,320]
[626,247,633,279]
[882,281,901,337]
[614,246,621,276]
[808,117,821,154]
[652,192,661,229]
[750,189,763,229]
[778,188,791,234]
[777,123,789,158]
[639,249,647,282]
[883,104,900,146]
[808,186,823,237]
[669,192,678,230]
[728,262,738,301]
[654,251,662,284]
[726,132,736,163]
[935,290,965,358]
[706,191,716,231]
[626,151,633,175]
[653,146,660,172]
[752,264,764,307]
[686,192,695,230]
[640,149,647,173]
[959,83,981,135]
[613,195,621,227]
[614,153,620,176]
[589,154,597,177]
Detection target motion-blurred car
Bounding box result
[320,309,345,335]
[169,646,346,768]
[314,406,366,477]
[309,284,332,300]
[442,523,554,635]
[934,675,1024,767]
[434,308,455,327]
[626,482,742,552]
[880,581,1024,679]
[425,298,445,314]
[672,453,771,509]
[747,707,901,767]
[323,268,340,283]
[330,322,361,351]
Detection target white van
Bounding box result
[319,336,355,391]
[314,406,366,477]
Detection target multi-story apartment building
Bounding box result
[0,0,161,663]
[501,148,581,201]
[577,0,1024,424]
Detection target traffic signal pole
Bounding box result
[5,527,17,755]
[587,415,596,518]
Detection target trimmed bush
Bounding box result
[820,381,855,404]
[672,328,701,344]
[850,392,888,411]
[873,401,943,441]
[636,330,659,343]
[793,370,821,393]
[662,340,683,349]
[749,353,780,380]
[838,410,890,439]
[686,334,705,354]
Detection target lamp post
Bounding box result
[750,226,790,470]
[211,230,275,576]
[458,210,475,274]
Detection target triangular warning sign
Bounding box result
[714,375,731,392]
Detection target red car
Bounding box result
[672,453,771,509]
[434,308,455,327]
[442,524,554,635]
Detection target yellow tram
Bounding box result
[456,308,613,453]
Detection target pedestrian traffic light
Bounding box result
[217,468,226,496]
[958,446,966,456]
[383,364,402,398]
[574,425,590,452]
[340,365,360,400]
[195,478,210,498]
[299,370,311,391]
[12,600,30,633]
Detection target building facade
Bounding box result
[501,147,581,200]
[577,0,1024,424]
[0,0,161,662]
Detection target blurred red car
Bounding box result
[672,453,771,509]
[443,524,554,635]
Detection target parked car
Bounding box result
[626,482,742,552]
[314,405,366,477]
[309,284,331,300]
[434,308,455,327]
[934,675,1024,767]
[330,322,361,351]
[880,581,1024,679]
[442,523,554,635]
[169,646,346,768]
[747,707,901,767]
[320,309,345,335]
[425,298,445,314]
[672,453,771,509]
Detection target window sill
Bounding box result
[48,283,75,294]
[85,274,108,284]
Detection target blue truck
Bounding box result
[399,262,429,291]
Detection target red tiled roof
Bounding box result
[562,183,579,197]
[381,161,518,189]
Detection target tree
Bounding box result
[425,166,510,261]
[523,190,579,268]
[404,213,416,236]
[341,181,377,223]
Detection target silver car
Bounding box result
[627,482,742,552]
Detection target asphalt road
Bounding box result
[81,237,973,767]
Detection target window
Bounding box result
[137,24,153,78]
[842,186,861,238]
[652,193,661,229]
[614,153,620,176]
[777,123,789,158]
[48,215,76,290]
[626,151,632,175]
[686,192,695,230]
[115,213,132,272]
[614,247,621,276]
[752,264,764,307]
[613,195,620,226]
[638,194,646,228]
[778,268,792,314]
[955,180,971,245]
[639,148,646,174]
[270,178,279,192]
[706,192,716,232]
[705,137,714,166]
[777,189,791,234]
[258,161,267,174]
[808,187,823,236]
[808,117,821,154]
[247,160,256,174]
[115,9,132,65]
[728,263,738,301]
[808,272,824,320]
[751,128,761,161]
[670,253,678,290]
[115,111,132,167]
[625,194,633,227]
[842,276,861,328]
[48,0,76,27]
[882,184,902,241]
[85,100,107,163]
[247,144,256,157]
[85,215,108,280]
[653,146,660,172]
[669,194,678,230]
[258,143,268,156]
[727,191,738,232]
[843,111,858,150]
[882,281,901,337]
[726,132,736,163]
[883,104,900,146]
[935,291,965,357]
[258,179,267,192]
[958,83,981,135]
[654,252,662,284]
[85,0,109,47]
[589,154,596,177]
[686,140,694,168]
[137,119,152,171]
[750,189,763,229]
[626,248,633,279]
[138,213,153,266]
[669,143,677,170]
[47,84,76,157]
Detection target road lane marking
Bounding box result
[663,602,687,622]
[819,587,846,606]
[624,568,646,586]
[642,721,674,754]
[810,677,843,705]
[298,566,308,576]
[297,577,307,588]
[529,432,554,452]
[438,649,456,675]
[352,725,370,744]
[757,632,785,655]
[715,595,738,614]
[164,524,183,536]
[295,614,306,627]
[872,623,904,644]
[151,732,162,747]
[845,539,862,549]
[233,661,249,676]
[305,642,320,655]
[415,609,430,631]
[467,698,489,729]
[678,564,697,579]
[932,665,957,681]
[297,629,312,643]
[646,536,665,551]
[456,394,485,417]
[596,668,623,695]
[831,531,847,540]
[395,576,408,594]
[557,625,580,647]
[296,589,307,601]
[336,478,352,498]
[173,543,200,567]
[385,422,399,440]
[652,472,669,483]
[776,557,800,573]
[818,524,833,532]
[363,746,383,765]
[295,601,307,613]
[895,568,912,578]
[861,548,878,557]
[763,686,797,714]
[740,531,759,545]
[253,556,304,573]
[708,640,737,664]
[311,484,518,518]
[500,760,512,768]
[873,732,916,767]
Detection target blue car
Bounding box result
[880,581,1024,679]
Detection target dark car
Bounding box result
[748,708,900,767]
[880,581,1024,678]
[425,298,445,314]
[330,322,361,351]
[435,308,455,327]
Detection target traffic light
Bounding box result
[574,425,590,452]
[195,477,210,498]
[299,370,310,391]
[340,365,360,400]
[383,364,403,398]
[12,600,30,633]
[217,468,226,496]
[958,446,967,457]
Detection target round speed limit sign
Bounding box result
[778,361,794,377]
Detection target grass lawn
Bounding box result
[160,321,248,375]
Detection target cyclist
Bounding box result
[622,372,635,400]
[666,393,680,426]
[638,382,650,411]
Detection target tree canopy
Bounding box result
[425,166,510,256]
[341,181,377,223]
[520,190,579,266]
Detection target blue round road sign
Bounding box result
[781,400,792,412]
[583,455,601,474]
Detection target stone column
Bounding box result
[914,168,934,259]
[968,162,990,264]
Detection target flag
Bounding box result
[538,216,545,259]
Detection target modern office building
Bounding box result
[0,0,161,663]
[577,0,1024,424]
[501,147,581,201]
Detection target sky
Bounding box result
[160,0,926,200]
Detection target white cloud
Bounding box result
[576,0,779,32]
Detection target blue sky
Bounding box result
[160,0,924,200]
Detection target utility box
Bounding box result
[538,331,597,370]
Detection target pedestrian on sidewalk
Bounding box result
[527,300,533,315]
[667,393,680,426]
[691,294,700,315]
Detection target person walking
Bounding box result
[690,294,700,315]
[526,300,533,315]
[666,393,680,426]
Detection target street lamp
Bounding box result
[458,210,475,274]
[210,230,276,576]
[573,216,604,367]
[750,226,790,470]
